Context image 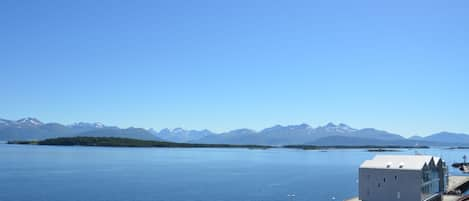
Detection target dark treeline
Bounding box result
[9,137,430,150]
[8,137,273,149]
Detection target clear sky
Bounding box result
[1,0,468,136]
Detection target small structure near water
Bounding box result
[346,155,469,201]
[452,155,469,174]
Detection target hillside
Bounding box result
[3,117,469,146]
[193,123,405,145]
[0,118,160,141]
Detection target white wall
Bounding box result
[359,168,421,201]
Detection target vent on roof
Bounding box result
[399,162,405,168]
[386,162,392,168]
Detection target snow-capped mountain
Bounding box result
[3,117,469,146]
[69,122,106,129]
[70,122,106,129]
[316,123,357,133]
[14,117,44,127]
[67,122,113,133]
[194,123,405,145]
[152,128,214,143]
[0,117,159,141]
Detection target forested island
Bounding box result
[8,137,431,151]
[8,137,273,149]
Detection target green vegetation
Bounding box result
[447,147,469,149]
[8,137,430,150]
[7,140,38,145]
[8,137,273,149]
[367,148,401,152]
[283,145,429,150]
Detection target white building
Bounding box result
[359,155,448,201]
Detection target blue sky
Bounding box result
[1,0,468,136]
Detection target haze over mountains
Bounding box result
[0,118,159,141]
[1,117,469,146]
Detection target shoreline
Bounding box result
[8,137,430,151]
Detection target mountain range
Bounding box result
[0,118,160,141]
[1,117,469,146]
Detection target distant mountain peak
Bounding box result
[287,124,310,131]
[151,127,215,143]
[3,117,469,146]
[325,122,337,127]
[172,128,185,133]
[157,128,203,134]
[16,117,43,126]
[318,122,357,133]
[229,128,256,134]
[0,118,12,125]
[71,122,106,129]
[338,123,350,128]
[338,123,355,131]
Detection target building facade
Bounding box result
[359,155,448,201]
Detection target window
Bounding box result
[395,176,398,180]
[384,178,386,183]
[397,192,400,199]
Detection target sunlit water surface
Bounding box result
[0,143,467,201]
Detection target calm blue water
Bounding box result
[0,143,467,201]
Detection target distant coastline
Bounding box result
[282,145,428,150]
[8,137,273,149]
[8,137,429,151]
[447,147,469,150]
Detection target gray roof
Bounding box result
[360,155,442,170]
